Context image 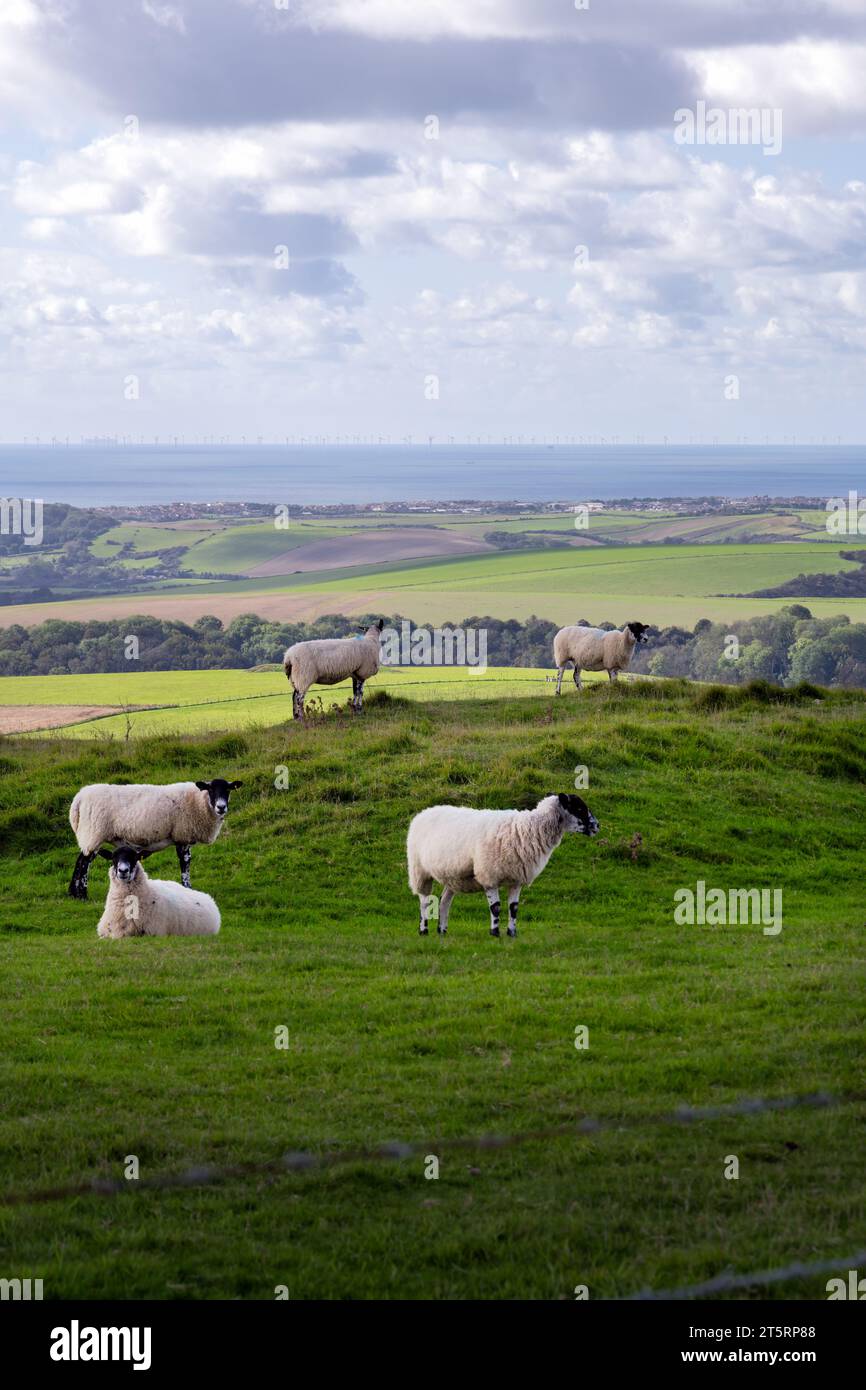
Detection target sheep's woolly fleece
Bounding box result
[97,864,221,939]
[554,625,638,674]
[407,795,574,894]
[70,783,226,855]
[283,623,382,694]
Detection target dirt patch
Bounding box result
[0,705,126,733]
[0,591,384,631]
[245,526,495,577]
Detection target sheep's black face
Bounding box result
[112,845,142,883]
[556,793,600,836]
[627,622,650,644]
[196,777,243,818]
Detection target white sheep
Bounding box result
[68,777,242,900]
[407,793,599,938]
[96,845,221,938]
[554,622,649,694]
[283,619,384,718]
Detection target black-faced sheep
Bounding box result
[283,620,384,718]
[407,793,599,938]
[68,777,242,900]
[554,622,649,693]
[96,845,221,938]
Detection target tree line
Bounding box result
[1,606,866,688]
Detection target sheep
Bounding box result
[95,845,221,938]
[283,619,384,719]
[407,793,599,938]
[68,777,243,900]
[554,622,650,694]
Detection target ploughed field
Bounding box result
[0,680,864,1298]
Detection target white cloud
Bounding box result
[694,40,866,135]
[142,2,187,36]
[1,0,865,433]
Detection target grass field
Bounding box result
[91,523,221,557]
[183,522,347,574]
[0,666,567,738]
[6,536,866,633]
[1,681,865,1299]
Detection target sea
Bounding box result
[0,443,863,507]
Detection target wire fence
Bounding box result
[4,1088,861,1297]
[622,1249,866,1301]
[36,673,559,734]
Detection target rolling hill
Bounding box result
[1,681,864,1298]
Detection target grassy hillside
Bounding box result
[1,682,865,1299]
[1,666,564,739]
[91,524,220,557]
[184,522,347,574]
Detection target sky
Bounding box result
[0,0,865,441]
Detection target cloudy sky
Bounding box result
[1,0,865,441]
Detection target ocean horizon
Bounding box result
[1,442,864,507]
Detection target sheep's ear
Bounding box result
[138,849,154,860]
[97,847,114,860]
[228,780,243,790]
[376,619,384,631]
[195,781,211,791]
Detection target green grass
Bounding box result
[160,540,858,600]
[1,681,865,1299]
[183,521,345,574]
[9,531,866,632]
[2,666,571,738]
[91,524,218,557]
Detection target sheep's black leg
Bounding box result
[68,850,95,900]
[573,667,582,689]
[507,887,521,938]
[176,843,191,888]
[485,888,501,938]
[608,669,617,682]
[352,676,364,712]
[292,689,304,720]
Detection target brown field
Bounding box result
[0,590,384,631]
[244,526,495,577]
[621,515,809,543]
[0,705,124,733]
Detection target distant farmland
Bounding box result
[2,524,865,632]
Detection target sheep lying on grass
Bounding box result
[96,845,221,939]
[407,793,599,938]
[68,777,242,899]
[283,619,384,719]
[554,622,649,694]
